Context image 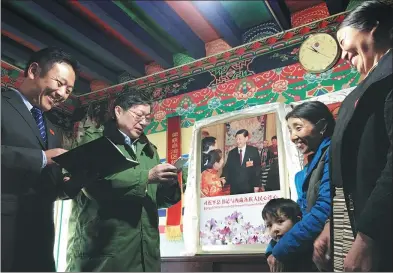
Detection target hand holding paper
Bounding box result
[148,163,178,184]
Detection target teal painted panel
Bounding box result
[220,1,273,29]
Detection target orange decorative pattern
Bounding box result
[291,2,330,28]
[205,38,232,56]
[90,80,109,92]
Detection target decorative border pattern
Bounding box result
[78,15,347,105]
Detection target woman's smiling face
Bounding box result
[336,26,378,75]
[287,117,323,154]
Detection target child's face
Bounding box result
[265,214,295,242]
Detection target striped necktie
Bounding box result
[31,106,47,143]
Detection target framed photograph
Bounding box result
[182,103,298,255]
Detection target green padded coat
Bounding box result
[66,120,181,272]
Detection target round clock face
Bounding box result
[298,33,340,73]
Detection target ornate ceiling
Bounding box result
[2,0,350,96]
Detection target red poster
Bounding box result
[165,116,182,240]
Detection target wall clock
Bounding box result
[298,33,340,73]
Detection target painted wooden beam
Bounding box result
[2,33,92,94]
[82,1,173,68]
[33,0,146,78]
[192,1,241,47]
[4,1,137,77]
[113,1,183,54]
[134,1,205,59]
[1,36,33,67]
[266,0,291,30]
[1,12,118,84]
[165,1,221,43]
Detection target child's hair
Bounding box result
[205,149,223,169]
[262,198,302,223]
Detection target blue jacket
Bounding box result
[266,138,331,262]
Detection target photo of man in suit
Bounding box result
[1,47,86,271]
[221,129,261,195]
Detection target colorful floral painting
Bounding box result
[146,59,359,134]
[200,211,271,246]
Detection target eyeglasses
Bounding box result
[129,110,152,124]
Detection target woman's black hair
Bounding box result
[205,149,223,170]
[340,0,393,49]
[285,101,335,138]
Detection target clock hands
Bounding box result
[307,46,331,58]
[308,46,318,53]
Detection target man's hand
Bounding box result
[313,222,331,271]
[267,255,284,272]
[148,163,178,184]
[44,148,68,165]
[344,232,376,272]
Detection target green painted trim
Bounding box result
[220,1,273,29]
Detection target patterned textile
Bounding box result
[291,2,330,28]
[332,187,354,272]
[242,21,281,44]
[173,53,195,66]
[205,38,232,56]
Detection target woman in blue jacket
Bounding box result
[266,101,335,271]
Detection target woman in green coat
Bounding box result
[66,93,181,272]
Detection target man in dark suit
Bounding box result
[222,129,261,195]
[1,47,84,271]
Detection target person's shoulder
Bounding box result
[229,147,237,153]
[149,141,158,152]
[1,86,15,100]
[1,86,8,95]
[247,145,259,152]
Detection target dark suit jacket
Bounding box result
[330,50,392,271]
[1,87,81,271]
[222,145,261,195]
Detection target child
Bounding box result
[262,198,316,272]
